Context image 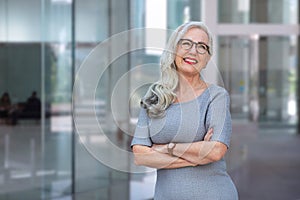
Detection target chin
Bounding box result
[178,67,200,75]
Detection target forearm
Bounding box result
[153,141,226,165]
[133,145,196,169]
[173,141,221,165]
[147,153,196,169]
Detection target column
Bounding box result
[298,2,300,133]
[201,0,218,84]
[298,38,300,133]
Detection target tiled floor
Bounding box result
[231,129,300,199]
[69,123,300,200]
[0,121,300,200]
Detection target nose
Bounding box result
[188,43,197,54]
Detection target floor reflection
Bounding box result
[0,120,300,200]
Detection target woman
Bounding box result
[131,21,238,200]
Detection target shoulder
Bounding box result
[206,84,230,103]
[207,84,229,96]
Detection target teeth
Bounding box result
[184,58,197,64]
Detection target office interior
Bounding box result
[0,0,299,199]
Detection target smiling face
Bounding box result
[174,27,211,76]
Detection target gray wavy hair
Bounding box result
[141,21,213,118]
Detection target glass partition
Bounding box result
[218,35,298,126]
[167,0,202,29]
[218,0,298,24]
[0,0,73,199]
[258,36,298,125]
[74,0,131,199]
[218,36,258,120]
[41,0,73,198]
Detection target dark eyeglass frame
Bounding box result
[178,39,211,55]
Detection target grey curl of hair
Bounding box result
[141,21,214,118]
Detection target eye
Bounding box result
[181,40,193,49]
[197,44,207,50]
[181,41,192,47]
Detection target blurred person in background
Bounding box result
[10,91,41,125]
[26,91,41,112]
[131,21,238,200]
[0,92,12,124]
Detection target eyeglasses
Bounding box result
[178,39,210,55]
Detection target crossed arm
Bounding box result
[132,128,228,169]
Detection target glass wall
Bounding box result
[258,36,298,124]
[74,0,131,199]
[167,0,201,29]
[218,37,257,119]
[217,0,298,127]
[218,0,298,24]
[218,35,298,125]
[0,0,73,199]
[42,0,73,198]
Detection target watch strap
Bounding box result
[167,143,176,156]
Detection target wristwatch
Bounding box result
[167,142,176,156]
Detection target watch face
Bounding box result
[169,143,175,149]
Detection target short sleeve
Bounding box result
[131,108,153,148]
[205,87,232,148]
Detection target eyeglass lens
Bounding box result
[179,39,209,54]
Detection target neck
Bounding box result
[177,73,205,92]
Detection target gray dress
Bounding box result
[131,84,239,200]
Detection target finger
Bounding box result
[204,134,210,141]
[205,128,213,136]
[208,128,214,139]
[208,128,213,134]
[205,134,212,141]
[204,128,213,141]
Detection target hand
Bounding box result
[204,128,213,141]
[152,144,168,154]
